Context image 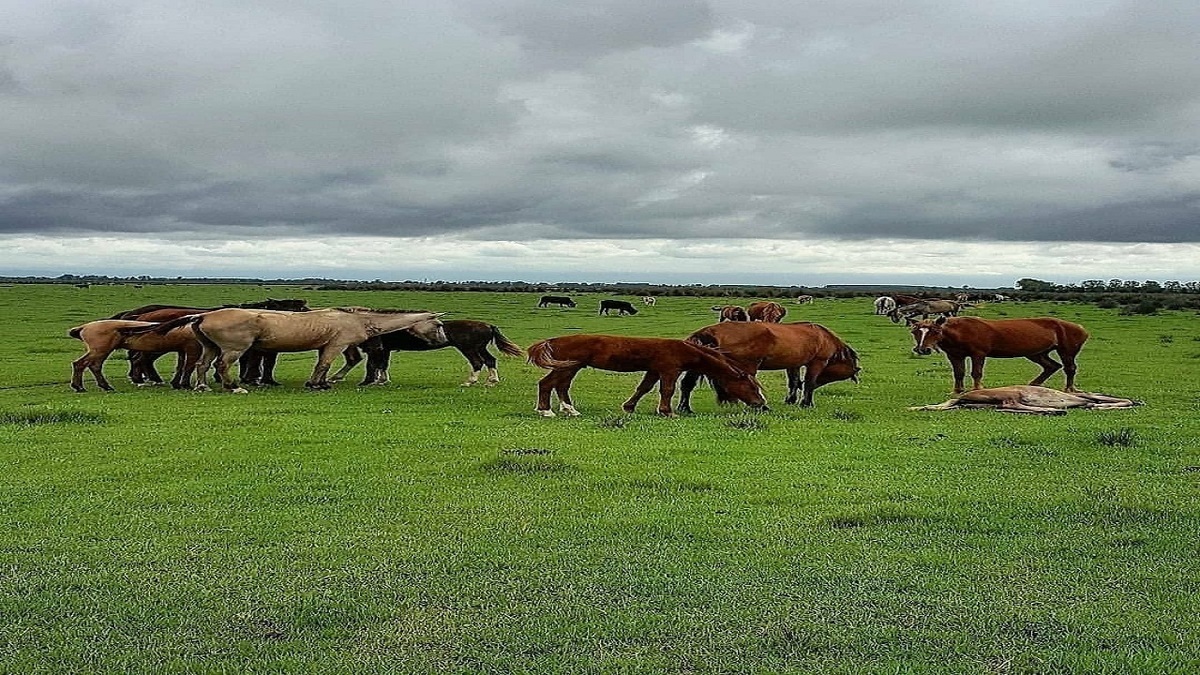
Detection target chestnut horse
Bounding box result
[526,334,766,417]
[328,319,523,387]
[68,320,201,392]
[747,301,787,323]
[712,305,749,322]
[678,321,859,412]
[909,316,1089,393]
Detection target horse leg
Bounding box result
[169,351,186,389]
[461,349,485,387]
[536,370,560,416]
[481,349,500,386]
[305,346,340,389]
[800,363,824,407]
[654,370,680,417]
[969,354,987,391]
[1026,351,1062,388]
[192,343,218,392]
[623,371,659,413]
[127,350,145,384]
[238,350,263,386]
[784,367,802,405]
[676,371,702,414]
[328,346,363,383]
[140,351,167,385]
[215,348,250,393]
[77,350,115,392]
[555,369,582,416]
[1057,346,1082,392]
[948,355,967,393]
[361,348,390,386]
[258,352,282,386]
[71,353,94,392]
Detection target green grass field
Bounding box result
[1,284,1197,673]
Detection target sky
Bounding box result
[2,0,1198,287]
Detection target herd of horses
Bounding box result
[67,292,1137,416]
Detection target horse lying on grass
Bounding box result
[526,334,767,417]
[910,385,1140,415]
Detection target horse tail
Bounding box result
[490,326,524,358]
[68,326,85,340]
[526,340,580,370]
[119,314,201,336]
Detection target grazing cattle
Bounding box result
[794,295,814,304]
[748,301,787,323]
[68,320,201,392]
[538,295,576,308]
[329,320,523,387]
[713,305,750,322]
[599,299,638,316]
[135,307,444,392]
[910,385,1139,415]
[890,299,968,323]
[679,321,859,411]
[526,334,766,417]
[874,296,898,316]
[909,316,1089,393]
[643,296,657,306]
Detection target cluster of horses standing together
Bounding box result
[67,292,1135,417]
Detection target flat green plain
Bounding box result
[1,284,1197,673]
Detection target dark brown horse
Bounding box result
[527,334,766,417]
[678,321,859,412]
[328,320,524,386]
[909,316,1089,393]
[747,301,787,323]
[712,305,749,322]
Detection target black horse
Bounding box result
[538,295,576,308]
[327,320,524,386]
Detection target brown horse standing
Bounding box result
[747,301,787,323]
[713,305,749,322]
[909,316,1089,393]
[68,320,201,392]
[526,334,766,417]
[679,321,859,412]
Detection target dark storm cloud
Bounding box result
[1,0,1199,249]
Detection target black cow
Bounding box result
[599,299,639,316]
[538,295,576,308]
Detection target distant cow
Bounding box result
[538,295,576,308]
[748,301,787,323]
[712,305,749,322]
[794,295,814,304]
[599,299,639,316]
[643,296,657,306]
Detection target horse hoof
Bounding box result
[560,405,581,417]
[194,385,211,392]
[536,409,556,418]
[232,388,249,394]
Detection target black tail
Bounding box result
[120,314,202,336]
[68,326,84,340]
[490,326,524,358]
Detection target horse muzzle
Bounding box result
[913,347,932,356]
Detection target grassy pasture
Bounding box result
[1,284,1198,673]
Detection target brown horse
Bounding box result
[138,307,444,392]
[68,320,201,392]
[526,334,766,417]
[910,385,1139,415]
[678,321,859,412]
[328,319,524,387]
[909,316,1089,393]
[747,301,787,323]
[712,305,749,322]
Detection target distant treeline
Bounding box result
[1014,278,1200,314]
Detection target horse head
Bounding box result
[909,316,949,355]
[817,347,861,385]
[691,344,767,410]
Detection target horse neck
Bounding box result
[688,346,739,378]
[364,312,431,334]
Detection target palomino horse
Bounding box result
[68,320,201,392]
[747,301,787,323]
[678,321,859,412]
[329,320,523,387]
[910,385,1139,415]
[526,334,766,417]
[909,316,1089,393]
[141,307,444,392]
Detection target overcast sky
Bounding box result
[2,0,1198,286]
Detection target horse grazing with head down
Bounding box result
[909,316,1089,393]
[678,321,859,412]
[328,319,523,387]
[68,320,201,392]
[748,301,787,323]
[526,334,766,417]
[138,307,444,392]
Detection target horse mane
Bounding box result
[332,307,431,314]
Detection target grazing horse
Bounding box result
[599,299,639,316]
[538,295,576,308]
[954,293,971,302]
[329,320,524,387]
[910,385,1139,415]
[68,320,201,392]
[643,296,657,306]
[748,301,787,323]
[713,305,749,322]
[139,307,445,392]
[794,295,814,304]
[890,299,968,323]
[909,316,1089,393]
[526,334,766,417]
[874,296,898,316]
[678,321,859,412]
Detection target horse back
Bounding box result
[945,317,1087,355]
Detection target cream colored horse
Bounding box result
[147,307,444,392]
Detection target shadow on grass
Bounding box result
[0,410,109,426]
[480,448,573,475]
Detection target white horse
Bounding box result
[874,296,897,315]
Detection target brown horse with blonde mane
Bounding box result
[526,334,766,417]
[678,321,859,412]
[909,316,1088,393]
[747,301,787,323]
[68,320,201,392]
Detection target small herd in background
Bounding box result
[67,290,1138,416]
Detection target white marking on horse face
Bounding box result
[917,328,929,347]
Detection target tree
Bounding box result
[1016,278,1056,292]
